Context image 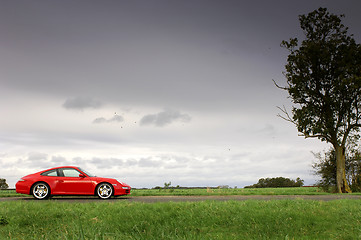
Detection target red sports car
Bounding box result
[15,166,131,199]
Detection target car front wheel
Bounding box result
[96,183,113,199]
[32,182,50,200]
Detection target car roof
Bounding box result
[37,166,80,173]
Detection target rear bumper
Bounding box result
[15,181,31,195]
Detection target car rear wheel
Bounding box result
[96,183,113,199]
[32,182,50,200]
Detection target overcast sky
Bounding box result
[1,0,361,188]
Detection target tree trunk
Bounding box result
[335,145,352,193]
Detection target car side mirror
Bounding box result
[79,174,86,178]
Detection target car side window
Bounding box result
[41,170,58,176]
[62,168,81,177]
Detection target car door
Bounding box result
[56,168,93,195]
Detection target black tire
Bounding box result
[96,183,113,199]
[32,182,50,200]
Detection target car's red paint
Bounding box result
[15,166,131,198]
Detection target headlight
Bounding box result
[122,187,129,189]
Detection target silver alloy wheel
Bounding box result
[97,183,113,199]
[32,183,50,200]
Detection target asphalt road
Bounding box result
[2,195,361,203]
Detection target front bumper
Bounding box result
[112,184,131,196]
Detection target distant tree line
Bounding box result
[244,177,304,188]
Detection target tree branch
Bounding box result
[276,105,296,124]
[342,123,361,146]
[272,79,288,90]
[298,133,331,142]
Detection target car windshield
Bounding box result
[78,167,96,177]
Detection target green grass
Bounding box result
[130,187,331,196]
[1,199,361,239]
[0,190,22,198]
[3,187,361,198]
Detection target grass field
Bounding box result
[0,190,21,198]
[1,199,361,239]
[130,187,331,196]
[0,187,335,198]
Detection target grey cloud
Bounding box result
[27,152,48,161]
[90,157,124,169]
[16,153,53,169]
[256,124,276,137]
[109,115,124,122]
[140,109,191,127]
[93,117,107,124]
[51,155,69,165]
[93,115,124,124]
[138,157,162,168]
[72,157,87,166]
[169,155,190,164]
[125,159,138,166]
[62,97,102,110]
[83,155,186,169]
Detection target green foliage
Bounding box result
[163,181,171,189]
[0,179,8,190]
[313,148,361,192]
[313,149,337,192]
[280,8,361,145]
[245,177,304,188]
[1,200,361,239]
